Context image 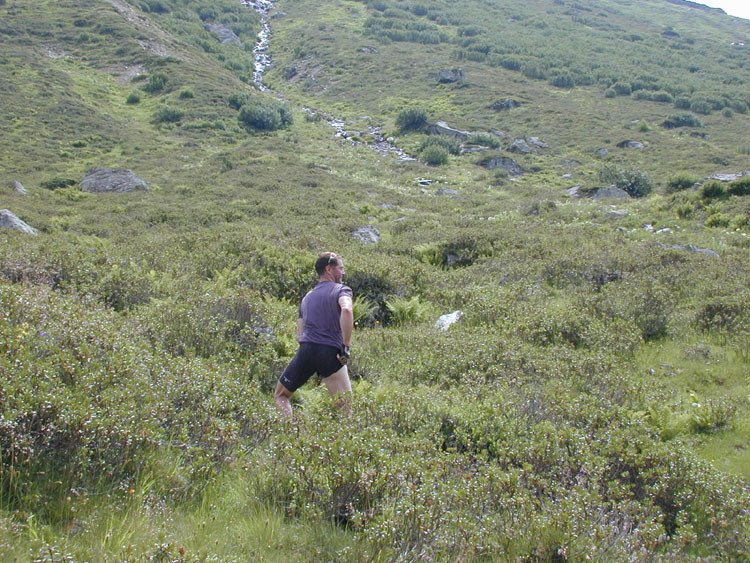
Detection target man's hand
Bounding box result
[338,345,350,365]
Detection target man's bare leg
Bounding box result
[274,381,294,418]
[323,366,353,415]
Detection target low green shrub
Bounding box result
[152,106,184,124]
[598,164,653,198]
[666,173,698,193]
[662,113,703,128]
[699,180,727,200]
[727,176,750,196]
[126,92,141,104]
[40,178,77,190]
[141,72,168,94]
[467,132,500,148]
[178,89,195,99]
[612,81,632,96]
[395,107,428,131]
[238,100,293,131]
[420,145,449,166]
[385,295,430,325]
[705,213,731,228]
[420,136,461,155]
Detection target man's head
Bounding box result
[315,252,345,282]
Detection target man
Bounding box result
[274,252,354,417]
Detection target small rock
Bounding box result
[436,188,458,196]
[204,23,242,44]
[80,168,149,193]
[490,129,506,138]
[562,174,573,179]
[655,228,673,234]
[435,311,463,331]
[427,121,470,140]
[352,225,381,244]
[359,46,379,54]
[508,139,532,154]
[378,203,396,209]
[644,224,655,232]
[608,209,628,218]
[416,178,433,186]
[617,140,644,149]
[662,244,720,258]
[437,68,464,83]
[566,186,582,198]
[270,11,286,19]
[592,186,630,199]
[595,148,609,157]
[479,156,525,175]
[491,99,521,111]
[528,137,549,149]
[10,181,28,195]
[0,209,38,235]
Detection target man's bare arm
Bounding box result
[339,295,353,347]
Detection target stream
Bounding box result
[240,0,415,160]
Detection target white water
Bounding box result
[240,0,415,160]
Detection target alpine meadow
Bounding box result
[1,0,750,560]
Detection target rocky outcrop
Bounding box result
[352,225,381,244]
[204,23,242,44]
[592,185,630,199]
[79,168,149,193]
[508,139,532,154]
[10,181,28,195]
[478,156,525,175]
[491,99,521,111]
[617,140,644,149]
[0,210,38,235]
[709,171,750,182]
[437,68,464,83]
[427,121,470,140]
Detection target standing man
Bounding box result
[274,252,354,417]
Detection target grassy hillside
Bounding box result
[1,0,749,560]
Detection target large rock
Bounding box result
[79,168,149,193]
[710,171,750,182]
[491,98,521,111]
[10,181,28,195]
[427,121,470,140]
[617,140,644,149]
[435,310,463,331]
[592,185,630,199]
[437,68,464,83]
[508,139,532,154]
[528,137,549,149]
[204,23,242,45]
[352,225,381,244]
[478,156,525,175]
[0,209,38,235]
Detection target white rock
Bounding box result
[435,311,463,331]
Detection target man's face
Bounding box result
[328,259,345,283]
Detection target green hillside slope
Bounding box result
[1,0,749,560]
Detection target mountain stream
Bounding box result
[240,0,415,160]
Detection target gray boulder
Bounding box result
[592,185,630,199]
[437,68,464,83]
[566,186,582,198]
[508,139,532,154]
[10,181,28,195]
[710,171,750,182]
[204,23,242,45]
[0,209,38,235]
[491,99,521,111]
[359,46,379,54]
[479,156,525,175]
[528,137,549,149]
[427,121,470,141]
[435,310,463,331]
[352,225,381,244]
[617,140,644,149]
[595,148,609,157]
[80,168,149,193]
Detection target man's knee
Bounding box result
[275,381,293,399]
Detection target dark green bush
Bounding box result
[40,178,77,190]
[420,136,461,155]
[690,99,712,115]
[126,92,141,104]
[238,100,293,131]
[395,107,428,131]
[421,145,449,166]
[549,72,574,88]
[674,96,692,109]
[661,113,702,128]
[727,176,750,196]
[141,72,168,94]
[699,180,727,200]
[152,106,184,124]
[179,89,195,99]
[466,132,500,149]
[598,164,653,198]
[666,173,698,193]
[612,81,632,96]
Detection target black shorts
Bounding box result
[278,342,343,393]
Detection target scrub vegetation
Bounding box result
[1,0,749,560]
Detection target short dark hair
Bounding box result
[315,252,340,275]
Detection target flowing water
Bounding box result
[240,0,415,160]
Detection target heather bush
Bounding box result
[598,163,653,198]
[700,180,728,200]
[666,172,698,193]
[419,135,461,155]
[420,144,449,166]
[141,72,168,93]
[727,176,750,196]
[238,99,293,131]
[395,107,428,131]
[661,112,703,128]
